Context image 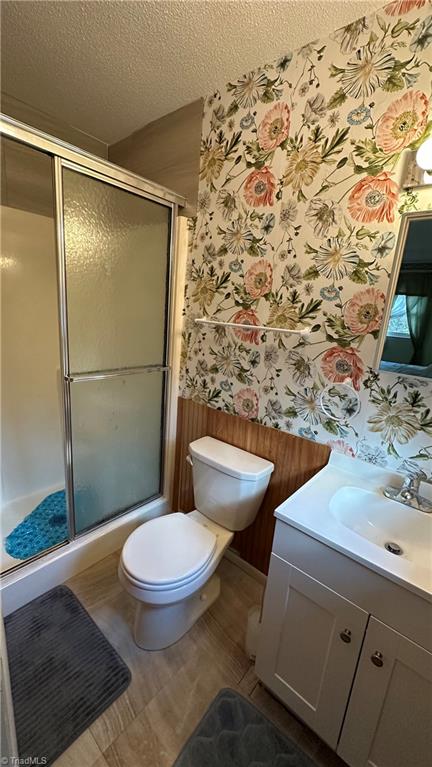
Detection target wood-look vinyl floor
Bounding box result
[53,554,346,767]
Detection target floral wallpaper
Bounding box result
[181,0,432,477]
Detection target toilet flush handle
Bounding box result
[186,454,193,467]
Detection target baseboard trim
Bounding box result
[224,548,267,585]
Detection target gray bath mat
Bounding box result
[173,688,317,766]
[4,585,131,765]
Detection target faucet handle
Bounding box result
[398,458,427,477]
[384,465,432,511]
[409,468,427,481]
[401,461,428,482]
[400,468,429,501]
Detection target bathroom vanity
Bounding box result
[256,453,432,767]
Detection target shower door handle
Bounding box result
[65,365,170,383]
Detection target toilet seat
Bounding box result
[121,557,212,593]
[121,512,217,591]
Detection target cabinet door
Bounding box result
[255,555,368,748]
[338,617,432,767]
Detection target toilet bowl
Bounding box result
[119,511,232,649]
[119,436,274,650]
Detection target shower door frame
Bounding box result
[0,114,186,561]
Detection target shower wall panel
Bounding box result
[1,158,63,503]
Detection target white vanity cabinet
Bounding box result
[255,554,368,748]
[256,520,432,766]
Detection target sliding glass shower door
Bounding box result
[60,164,172,534]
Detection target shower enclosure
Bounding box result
[0,115,184,575]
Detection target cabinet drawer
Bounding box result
[256,554,368,749]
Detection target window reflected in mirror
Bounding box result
[380,213,432,380]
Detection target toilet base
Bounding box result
[133,574,221,650]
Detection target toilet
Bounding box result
[118,436,274,650]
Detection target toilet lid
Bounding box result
[121,513,217,587]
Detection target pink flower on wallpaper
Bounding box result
[321,347,364,391]
[232,309,261,344]
[234,387,259,419]
[244,167,276,207]
[347,173,399,224]
[327,439,356,458]
[376,91,429,154]
[257,102,291,151]
[344,287,386,335]
[384,0,426,15]
[244,259,273,298]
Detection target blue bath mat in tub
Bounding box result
[5,490,68,560]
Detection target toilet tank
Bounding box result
[188,436,274,531]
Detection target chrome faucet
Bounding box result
[383,470,432,513]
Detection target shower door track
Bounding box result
[0,114,185,207]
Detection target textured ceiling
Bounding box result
[1,0,384,145]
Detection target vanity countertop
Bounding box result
[275,452,432,601]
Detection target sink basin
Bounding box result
[275,452,432,598]
[329,486,432,568]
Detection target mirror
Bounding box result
[377,211,432,380]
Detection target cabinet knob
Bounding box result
[340,629,352,643]
[371,651,384,667]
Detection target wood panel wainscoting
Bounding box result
[173,397,331,575]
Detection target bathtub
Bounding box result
[1,495,169,615]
